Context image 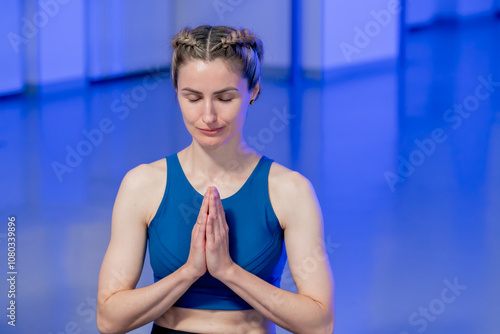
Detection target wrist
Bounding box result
[180,264,204,282]
[216,262,239,283]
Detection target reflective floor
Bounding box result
[1,18,499,334]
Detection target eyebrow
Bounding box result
[180,87,239,95]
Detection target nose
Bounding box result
[202,99,217,124]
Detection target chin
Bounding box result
[194,136,228,149]
[191,128,236,148]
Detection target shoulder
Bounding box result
[269,161,315,198]
[268,161,319,230]
[121,158,166,192]
[114,158,167,224]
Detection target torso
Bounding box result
[142,150,291,333]
[155,307,274,333]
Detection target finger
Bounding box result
[206,186,214,214]
[212,187,227,235]
[195,189,210,226]
[206,216,215,249]
[201,188,210,214]
[192,211,204,247]
[209,191,220,238]
[193,189,209,228]
[214,188,226,223]
[198,212,207,246]
[206,193,217,247]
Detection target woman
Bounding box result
[97,25,334,334]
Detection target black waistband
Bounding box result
[151,322,276,334]
[151,323,198,334]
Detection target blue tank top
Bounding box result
[147,153,287,310]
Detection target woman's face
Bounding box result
[176,58,258,149]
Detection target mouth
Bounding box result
[198,127,224,135]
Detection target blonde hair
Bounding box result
[171,25,263,100]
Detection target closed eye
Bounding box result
[217,93,236,102]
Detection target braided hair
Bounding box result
[171,25,263,101]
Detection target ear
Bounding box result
[250,78,260,100]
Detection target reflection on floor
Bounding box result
[0,18,499,334]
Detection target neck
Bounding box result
[182,133,259,179]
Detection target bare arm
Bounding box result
[97,164,209,334]
[207,170,335,334]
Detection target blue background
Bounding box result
[0,1,499,333]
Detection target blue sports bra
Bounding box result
[147,153,287,310]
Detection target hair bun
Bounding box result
[172,28,199,48]
[220,29,262,60]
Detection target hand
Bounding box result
[205,186,235,280]
[184,188,209,279]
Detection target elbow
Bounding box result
[295,313,334,334]
[310,309,334,334]
[97,307,125,334]
[323,315,335,334]
[97,319,122,334]
[324,313,335,334]
[321,309,335,334]
[97,318,110,334]
[96,313,114,334]
[310,320,334,334]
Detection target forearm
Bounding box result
[97,265,198,334]
[220,264,334,334]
